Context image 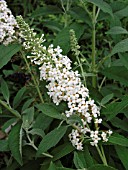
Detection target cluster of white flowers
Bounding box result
[0,0,17,45]
[16,16,112,150]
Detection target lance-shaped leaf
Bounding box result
[13,86,26,109]
[36,103,63,120]
[102,66,128,86]
[8,122,23,165]
[48,162,57,170]
[115,146,128,170]
[110,38,128,56]
[0,44,21,69]
[106,26,128,35]
[36,126,67,157]
[88,164,117,170]
[109,133,128,147]
[1,78,10,103]
[102,95,128,120]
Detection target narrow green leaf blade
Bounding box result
[102,66,128,86]
[0,44,21,69]
[88,164,117,170]
[1,78,10,103]
[74,151,86,169]
[22,107,34,129]
[110,117,128,132]
[13,86,26,109]
[106,26,128,34]
[115,146,128,170]
[48,162,57,170]
[102,95,128,120]
[31,5,62,17]
[52,142,74,161]
[101,93,113,105]
[36,103,63,120]
[28,128,45,138]
[115,6,128,19]
[83,146,94,167]
[33,113,53,130]
[8,122,23,165]
[109,133,128,147]
[36,126,67,156]
[110,38,128,56]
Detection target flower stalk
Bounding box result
[20,51,44,103]
[91,4,97,88]
[96,145,108,166]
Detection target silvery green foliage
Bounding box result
[0,0,17,45]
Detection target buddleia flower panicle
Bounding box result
[0,0,18,45]
[16,16,112,150]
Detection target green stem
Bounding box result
[26,132,53,158]
[76,55,86,86]
[96,145,108,166]
[91,4,97,88]
[100,145,108,165]
[99,76,106,91]
[21,51,44,103]
[0,99,21,119]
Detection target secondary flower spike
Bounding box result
[16,16,112,150]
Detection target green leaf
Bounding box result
[43,20,62,32]
[53,23,85,54]
[86,0,113,16]
[102,95,128,120]
[48,162,57,170]
[109,133,128,147]
[115,6,128,19]
[101,93,113,105]
[1,78,10,103]
[8,122,23,165]
[110,38,128,56]
[2,118,17,132]
[69,6,91,26]
[36,103,63,120]
[88,164,117,170]
[21,98,34,112]
[0,139,9,151]
[110,117,128,132]
[102,66,128,86]
[0,44,21,69]
[74,151,87,169]
[36,126,67,156]
[106,26,128,34]
[119,53,128,70]
[22,107,34,129]
[83,146,94,168]
[115,146,128,170]
[52,142,74,161]
[28,128,45,138]
[33,113,53,130]
[31,5,62,17]
[13,86,26,109]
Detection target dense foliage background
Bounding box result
[0,0,128,169]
